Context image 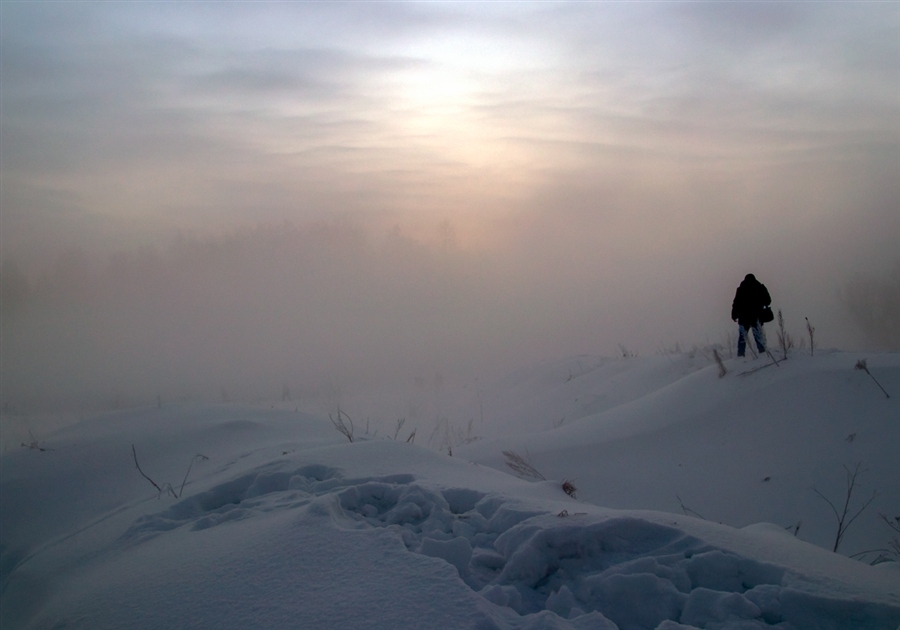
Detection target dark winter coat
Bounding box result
[731,274,771,327]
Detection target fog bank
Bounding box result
[2,217,897,414]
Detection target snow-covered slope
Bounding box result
[1,351,898,629]
[459,351,900,560]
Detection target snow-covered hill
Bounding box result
[459,351,900,560]
[1,351,898,629]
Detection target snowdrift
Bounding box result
[458,351,900,559]
[1,351,898,629]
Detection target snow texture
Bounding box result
[2,351,899,629]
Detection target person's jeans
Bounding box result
[738,322,765,356]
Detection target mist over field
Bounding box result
[1,1,898,412]
[2,217,898,414]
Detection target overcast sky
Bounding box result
[1,2,898,406]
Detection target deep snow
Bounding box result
[2,350,898,629]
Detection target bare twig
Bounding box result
[855,359,891,398]
[880,513,900,534]
[132,444,208,499]
[132,444,163,497]
[849,515,900,565]
[21,430,50,452]
[179,454,209,497]
[676,494,706,520]
[812,463,878,552]
[740,361,779,376]
[877,513,900,559]
[785,520,802,537]
[329,406,355,442]
[763,346,782,368]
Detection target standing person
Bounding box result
[731,273,772,357]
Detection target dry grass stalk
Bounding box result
[855,359,890,398]
[502,450,546,480]
[329,406,355,442]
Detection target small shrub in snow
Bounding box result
[562,479,577,498]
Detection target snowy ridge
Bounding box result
[1,352,899,629]
[460,351,900,559]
